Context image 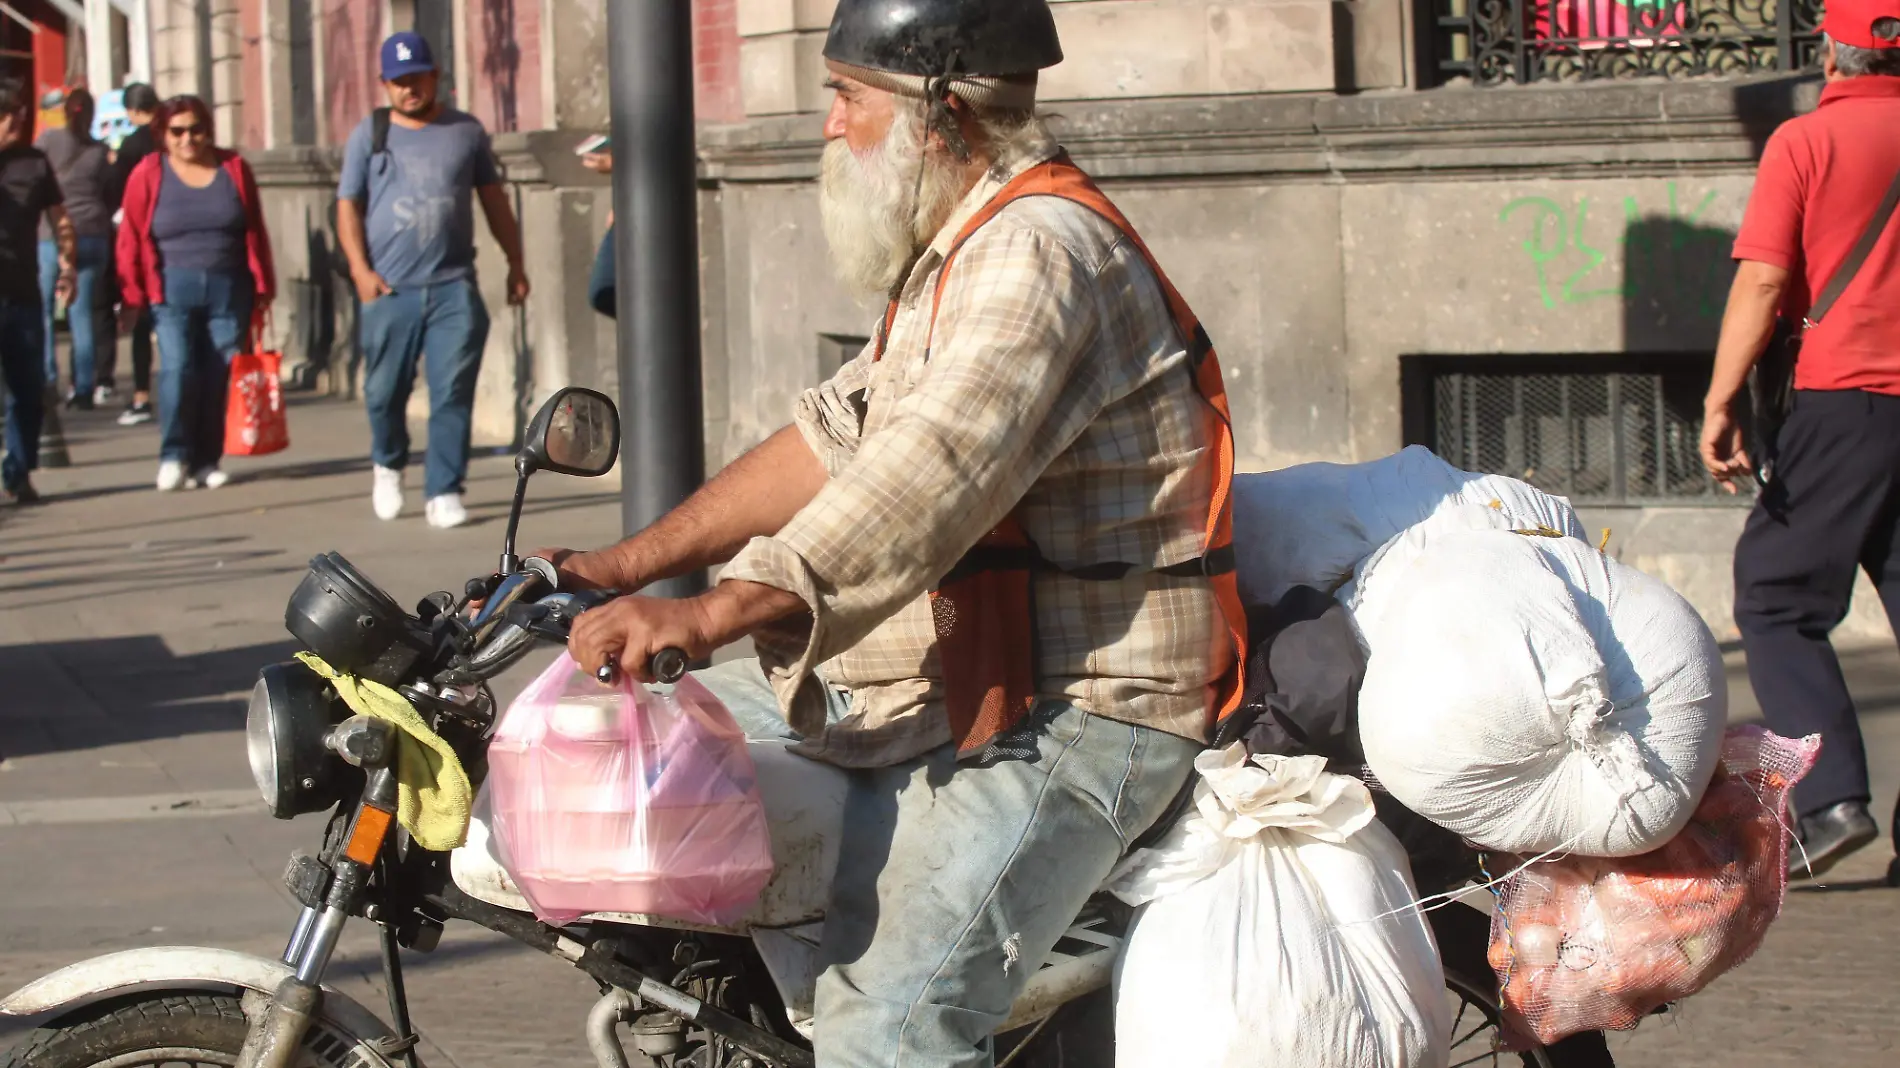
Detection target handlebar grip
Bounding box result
[651,648,688,684]
[593,648,689,685]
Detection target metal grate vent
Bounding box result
[1430,368,1724,504]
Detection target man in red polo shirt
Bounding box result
[1702,0,1900,880]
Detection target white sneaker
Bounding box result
[93,384,113,405]
[425,493,468,529]
[196,468,230,489]
[372,465,405,520]
[156,460,187,491]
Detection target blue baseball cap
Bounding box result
[380,32,436,80]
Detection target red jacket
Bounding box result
[116,149,276,308]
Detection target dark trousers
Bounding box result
[1735,389,1900,819]
[0,298,47,491]
[99,306,153,395]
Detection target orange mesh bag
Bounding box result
[1485,725,1820,1046]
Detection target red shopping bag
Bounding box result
[225,340,289,457]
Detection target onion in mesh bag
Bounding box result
[1354,522,1726,857]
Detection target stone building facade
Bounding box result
[155,0,1889,641]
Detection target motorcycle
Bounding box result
[1,388,1609,1068]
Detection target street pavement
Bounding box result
[3,394,1900,1066]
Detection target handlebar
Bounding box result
[477,585,686,686]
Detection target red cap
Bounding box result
[1824,0,1900,49]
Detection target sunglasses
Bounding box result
[166,124,206,139]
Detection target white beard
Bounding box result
[819,105,968,298]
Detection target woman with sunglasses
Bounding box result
[115,95,275,490]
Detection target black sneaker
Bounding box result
[3,480,41,505]
[117,401,154,426]
[1789,800,1879,879]
[63,391,94,411]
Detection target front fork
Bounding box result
[237,767,403,1068]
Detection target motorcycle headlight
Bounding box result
[247,661,348,819]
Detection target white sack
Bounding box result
[1353,512,1727,857]
[1231,445,1586,607]
[1108,746,1449,1068]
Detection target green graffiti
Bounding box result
[1498,183,1729,318]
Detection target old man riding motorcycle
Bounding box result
[1,2,1614,1066]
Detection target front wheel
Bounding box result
[1,992,377,1068]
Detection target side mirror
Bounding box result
[499,388,622,574]
[521,387,621,478]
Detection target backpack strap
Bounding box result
[371,107,393,157]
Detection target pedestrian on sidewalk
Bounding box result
[0,76,79,505]
[337,31,530,530]
[35,88,114,410]
[1701,0,1900,880]
[580,146,617,318]
[116,94,276,492]
[106,82,161,426]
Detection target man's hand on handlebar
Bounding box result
[569,580,809,684]
[569,595,721,684]
[529,547,624,592]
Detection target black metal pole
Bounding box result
[608,0,706,599]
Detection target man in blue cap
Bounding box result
[337,31,529,529]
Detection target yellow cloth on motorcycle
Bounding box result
[295,653,473,851]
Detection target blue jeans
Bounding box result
[152,268,254,471]
[0,299,47,491]
[691,660,1199,1068]
[38,235,113,395]
[359,280,490,499]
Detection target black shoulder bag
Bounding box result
[1749,165,1900,485]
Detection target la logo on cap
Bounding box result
[397,42,413,61]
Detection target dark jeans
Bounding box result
[98,297,151,396]
[0,298,47,491]
[1735,389,1900,819]
[38,235,113,395]
[152,268,254,472]
[360,279,490,499]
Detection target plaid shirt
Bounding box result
[721,146,1229,767]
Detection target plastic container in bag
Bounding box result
[1486,725,1820,1046]
[486,653,775,926]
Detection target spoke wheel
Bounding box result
[1,992,375,1068]
[1443,969,1554,1068]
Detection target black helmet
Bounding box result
[823,0,1063,80]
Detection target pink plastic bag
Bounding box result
[1487,725,1820,1046]
[486,653,775,926]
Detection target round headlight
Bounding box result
[248,661,350,819]
[246,676,280,804]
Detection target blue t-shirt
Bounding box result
[152,160,247,274]
[337,109,501,290]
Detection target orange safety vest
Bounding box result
[875,152,1248,758]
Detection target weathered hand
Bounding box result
[569,595,716,683]
[506,265,531,306]
[1698,402,1751,494]
[528,547,625,592]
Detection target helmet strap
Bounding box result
[924,50,974,164]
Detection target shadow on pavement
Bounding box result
[0,635,302,759]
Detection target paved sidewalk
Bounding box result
[4,396,1900,1066]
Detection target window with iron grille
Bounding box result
[1425,0,1822,86]
[1403,356,1737,504]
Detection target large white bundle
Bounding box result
[1231,446,1585,606]
[1352,509,1727,858]
[1108,746,1449,1068]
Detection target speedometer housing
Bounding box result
[247,660,349,819]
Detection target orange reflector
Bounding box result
[344,805,394,865]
